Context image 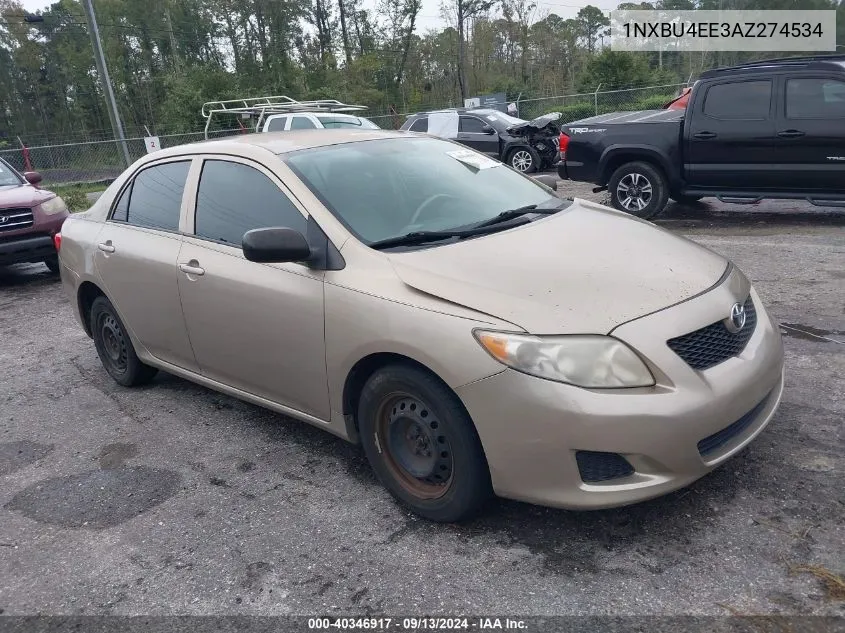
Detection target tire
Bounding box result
[357,364,493,522]
[671,194,703,205]
[90,295,158,387]
[608,161,669,219]
[43,256,60,274]
[507,146,540,174]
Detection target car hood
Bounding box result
[386,198,728,334]
[506,112,561,134]
[0,183,55,208]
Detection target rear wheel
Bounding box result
[90,296,157,387]
[608,161,669,219]
[358,364,492,522]
[508,147,540,174]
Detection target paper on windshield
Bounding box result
[427,111,458,139]
[446,149,499,170]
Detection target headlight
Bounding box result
[40,196,67,215]
[474,330,655,388]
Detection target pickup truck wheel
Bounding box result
[358,364,493,522]
[90,296,158,387]
[608,162,669,219]
[508,147,540,173]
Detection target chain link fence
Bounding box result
[0,83,688,188]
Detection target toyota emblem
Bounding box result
[0,215,8,224]
[726,302,747,333]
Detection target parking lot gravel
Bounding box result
[0,189,843,617]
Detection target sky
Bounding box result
[18,0,621,33]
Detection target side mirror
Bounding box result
[532,174,558,191]
[481,125,496,135]
[24,171,42,185]
[242,227,312,264]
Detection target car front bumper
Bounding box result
[455,274,785,510]
[0,234,57,266]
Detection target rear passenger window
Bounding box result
[194,160,306,246]
[409,118,428,132]
[120,161,190,231]
[786,78,845,119]
[111,183,131,222]
[266,116,288,131]
[290,116,316,129]
[703,80,772,119]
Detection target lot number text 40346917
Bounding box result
[307,617,528,630]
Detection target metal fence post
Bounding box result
[594,84,602,115]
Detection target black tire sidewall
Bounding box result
[43,256,60,273]
[90,296,156,387]
[508,146,540,174]
[608,161,669,219]
[358,365,492,522]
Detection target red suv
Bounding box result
[0,157,67,273]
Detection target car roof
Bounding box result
[141,130,411,160]
[699,54,845,79]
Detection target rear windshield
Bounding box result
[316,116,380,129]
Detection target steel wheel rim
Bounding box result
[98,312,128,374]
[616,173,653,212]
[511,150,533,172]
[375,393,454,500]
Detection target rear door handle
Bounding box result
[693,131,717,139]
[97,241,115,253]
[179,262,205,276]
[777,129,805,138]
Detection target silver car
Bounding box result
[57,130,785,522]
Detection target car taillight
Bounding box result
[559,132,570,155]
[53,233,61,252]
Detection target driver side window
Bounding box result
[194,160,307,247]
[459,116,487,133]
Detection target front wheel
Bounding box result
[357,365,493,522]
[508,147,540,174]
[608,161,669,219]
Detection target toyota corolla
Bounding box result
[56,130,785,522]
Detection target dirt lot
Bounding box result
[0,190,843,617]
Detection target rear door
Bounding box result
[687,78,777,190]
[93,158,200,372]
[457,115,499,156]
[772,74,845,192]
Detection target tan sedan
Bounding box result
[57,130,785,522]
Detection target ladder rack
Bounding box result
[201,95,369,139]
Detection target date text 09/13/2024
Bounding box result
[307,617,528,630]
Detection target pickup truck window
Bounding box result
[409,118,428,132]
[786,78,845,119]
[290,116,316,129]
[266,116,288,132]
[703,80,772,120]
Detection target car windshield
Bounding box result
[285,136,559,245]
[0,159,23,186]
[316,115,380,129]
[483,111,525,126]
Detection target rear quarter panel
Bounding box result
[58,214,105,328]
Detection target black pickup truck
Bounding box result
[557,54,845,219]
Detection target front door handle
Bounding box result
[694,131,717,139]
[97,241,115,253]
[777,129,805,138]
[179,262,205,276]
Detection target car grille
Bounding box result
[575,451,634,483]
[667,296,757,370]
[698,391,771,457]
[0,207,34,233]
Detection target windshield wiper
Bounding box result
[368,216,535,250]
[470,204,561,228]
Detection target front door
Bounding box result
[176,156,330,420]
[93,159,199,372]
[457,115,500,156]
[770,74,845,192]
[687,78,777,190]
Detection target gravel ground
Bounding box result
[0,189,843,618]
